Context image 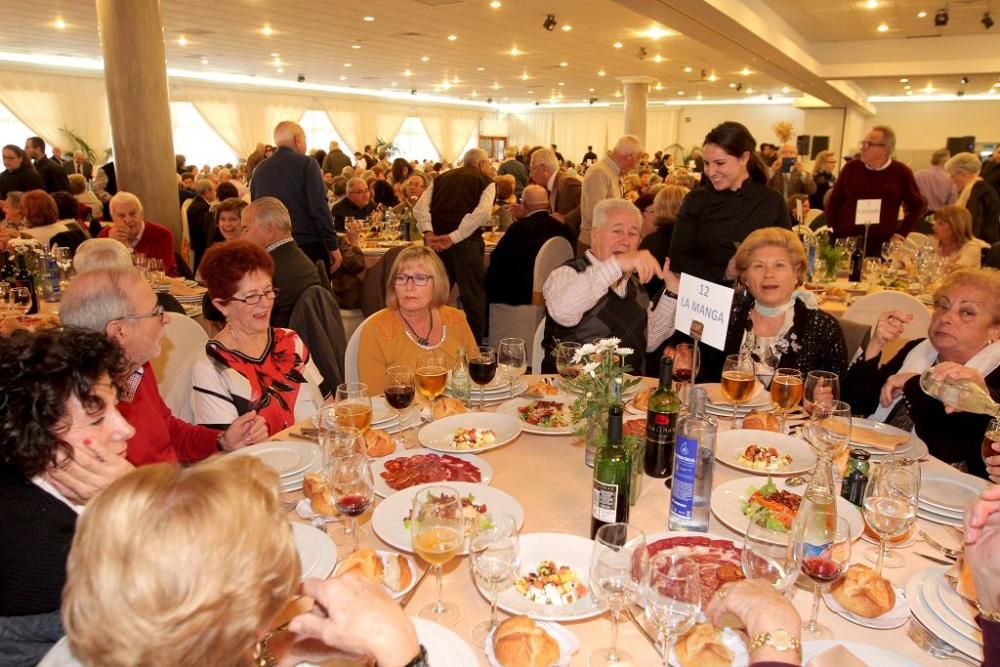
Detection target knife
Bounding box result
[399,566,433,609]
[915,551,956,565]
[626,607,662,657]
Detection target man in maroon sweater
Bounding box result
[60,268,268,466]
[826,126,926,256]
[97,191,180,277]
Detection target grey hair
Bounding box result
[273,120,304,146]
[592,198,641,232]
[73,239,133,273]
[612,135,641,157]
[109,191,142,216]
[530,148,558,172]
[503,145,517,159]
[347,176,368,192]
[194,178,215,196]
[340,166,354,178]
[871,125,896,152]
[945,152,982,177]
[931,148,951,166]
[245,196,292,233]
[463,147,488,168]
[60,268,145,333]
[67,173,87,195]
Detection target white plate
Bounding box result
[938,569,981,634]
[445,381,529,402]
[279,453,323,493]
[366,550,420,600]
[485,532,607,621]
[496,395,580,435]
[410,617,479,666]
[232,441,319,478]
[418,412,522,453]
[714,430,817,476]
[371,448,493,497]
[801,640,924,667]
[369,396,396,424]
[823,584,909,629]
[906,566,983,660]
[922,566,984,647]
[844,418,914,455]
[709,476,864,544]
[485,619,581,666]
[917,500,965,519]
[291,522,337,581]
[917,506,965,527]
[666,619,750,667]
[371,481,525,555]
[700,382,769,408]
[920,469,988,513]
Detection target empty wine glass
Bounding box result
[643,554,701,667]
[742,517,801,595]
[803,371,840,415]
[590,523,649,667]
[721,353,756,424]
[410,486,465,627]
[11,286,30,319]
[469,512,519,647]
[862,458,920,575]
[497,338,526,400]
[328,453,375,553]
[315,410,366,465]
[54,247,72,288]
[804,399,852,460]
[469,346,497,410]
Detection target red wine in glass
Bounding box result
[336,493,372,517]
[385,384,415,410]
[469,359,497,386]
[802,557,842,583]
[672,368,693,383]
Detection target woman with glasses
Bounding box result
[192,240,326,435]
[0,145,43,200]
[358,246,477,394]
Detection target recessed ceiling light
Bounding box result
[677,90,685,95]
[177,35,188,46]
[452,75,459,83]
[492,82,500,90]
[276,67,284,73]
[598,69,606,76]
[865,0,879,8]
[363,16,375,21]
[613,41,623,48]
[923,83,935,93]
[200,57,209,64]
[682,66,692,73]
[746,87,754,94]
[404,69,412,77]
[900,78,909,83]
[740,67,751,76]
[340,75,347,81]
[904,84,911,89]
[653,54,663,63]
[782,86,790,93]
[261,24,273,36]
[877,22,889,32]
[421,56,430,62]
[441,81,451,90]
[697,93,703,100]
[707,73,718,82]
[589,87,595,92]
[614,90,622,97]
[906,90,914,95]
[729,82,737,88]
[509,46,522,56]
[270,52,280,57]
[561,25,572,31]
[447,34,458,41]
[53,17,67,30]
[471,90,478,97]
[521,72,529,80]
[344,63,352,67]
[558,82,564,86]
[391,82,397,87]
[917,10,927,18]
[490,1,502,8]
[641,26,672,39]
[477,66,486,71]
[994,82,1000,88]
[559,61,568,67]
[351,44,361,49]
[655,83,663,90]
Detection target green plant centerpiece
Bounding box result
[813,226,843,282]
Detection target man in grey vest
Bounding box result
[414,148,495,342]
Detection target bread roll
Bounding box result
[675,623,733,667]
[742,409,780,432]
[334,548,384,582]
[831,563,895,618]
[364,428,395,457]
[632,387,652,411]
[433,396,467,420]
[525,381,559,397]
[383,553,413,593]
[302,472,337,516]
[493,615,560,667]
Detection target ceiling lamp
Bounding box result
[543,14,557,31]
[983,11,995,29]
[934,8,948,26]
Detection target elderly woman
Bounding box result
[493,174,517,230]
[0,145,43,199]
[0,328,135,665]
[933,204,984,271]
[192,241,325,435]
[210,196,247,246]
[843,268,1000,478]
[20,190,70,247]
[622,173,642,202]
[2,190,25,227]
[640,185,690,300]
[945,152,1000,244]
[358,245,477,394]
[49,455,420,667]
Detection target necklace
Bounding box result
[399,308,433,346]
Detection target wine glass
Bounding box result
[469,512,520,647]
[862,258,882,289]
[147,257,164,287]
[131,251,146,269]
[770,368,803,433]
[554,341,582,383]
[590,524,649,667]
[643,554,701,667]
[384,366,415,435]
[804,399,852,460]
[410,486,465,627]
[11,286,30,319]
[497,337,527,400]
[721,353,756,424]
[328,453,375,553]
[469,346,497,410]
[415,351,448,419]
[315,409,366,465]
[54,246,72,288]
[982,418,1000,471]
[795,512,851,640]
[335,382,372,433]
[803,371,840,415]
[671,343,697,406]
[862,458,920,575]
[742,517,801,595]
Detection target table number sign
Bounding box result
[675,273,734,350]
[855,199,882,226]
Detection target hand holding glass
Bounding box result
[804,371,840,415]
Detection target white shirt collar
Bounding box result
[32,475,84,514]
[864,157,893,172]
[546,170,557,192]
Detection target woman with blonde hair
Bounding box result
[810,149,838,210]
[641,185,690,299]
[933,204,984,271]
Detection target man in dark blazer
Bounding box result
[24,136,70,194]
[64,151,94,180]
[187,178,216,270]
[528,147,581,242]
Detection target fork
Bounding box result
[919,530,962,559]
[907,618,979,665]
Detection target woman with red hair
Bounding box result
[21,189,70,247]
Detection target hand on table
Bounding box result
[221,410,268,451]
[613,250,663,284]
[43,440,134,504]
[879,371,919,407]
[865,310,912,360]
[965,485,1000,613]
[706,580,801,663]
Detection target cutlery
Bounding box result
[398,566,433,608]
[309,515,345,529]
[785,474,811,487]
[280,500,298,513]
[287,432,317,443]
[625,606,663,658]
[914,551,955,565]
[907,617,979,665]
[919,530,963,559]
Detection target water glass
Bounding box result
[862,458,920,575]
[469,513,519,647]
[643,554,701,667]
[497,338,526,400]
[742,517,800,594]
[590,524,649,667]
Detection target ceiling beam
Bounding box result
[813,34,1000,79]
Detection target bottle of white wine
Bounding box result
[920,368,1000,417]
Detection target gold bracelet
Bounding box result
[749,629,801,655]
[253,632,279,667]
[977,603,1000,623]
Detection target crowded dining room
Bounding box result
[2,0,1000,665]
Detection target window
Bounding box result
[392,117,440,163]
[458,127,479,161]
[169,102,239,167]
[0,103,37,150]
[299,110,353,158]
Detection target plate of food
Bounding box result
[332,547,418,600]
[667,620,750,667]
[714,429,816,475]
[418,412,522,453]
[370,481,524,555]
[371,448,493,497]
[496,395,580,435]
[822,563,909,629]
[645,532,746,608]
[710,477,864,544]
[626,386,653,415]
[486,532,606,621]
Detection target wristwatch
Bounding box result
[400,644,429,667]
[749,629,801,655]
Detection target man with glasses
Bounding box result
[826,125,926,256]
[60,268,269,466]
[331,176,376,232]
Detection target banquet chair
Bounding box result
[150,313,208,422]
[531,237,574,306]
[842,291,931,344]
[289,285,348,394]
[531,317,546,374]
[345,312,378,384]
[838,317,872,365]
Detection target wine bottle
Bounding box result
[920,368,1000,417]
[668,387,716,532]
[590,405,631,538]
[849,238,864,282]
[14,253,39,315]
[645,356,680,478]
[452,346,471,408]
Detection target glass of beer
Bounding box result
[334,383,372,432]
[410,486,465,626]
[721,353,756,425]
[770,368,803,433]
[982,418,1000,470]
[416,351,448,418]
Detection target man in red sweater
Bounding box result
[60,268,268,466]
[98,191,180,277]
[826,125,926,256]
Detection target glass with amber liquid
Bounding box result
[410,486,465,627]
[721,354,756,424]
[334,382,372,432]
[983,418,1000,469]
[770,368,803,433]
[416,351,448,418]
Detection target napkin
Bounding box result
[806,644,868,667]
[822,420,909,452]
[946,555,979,603]
[705,381,763,406]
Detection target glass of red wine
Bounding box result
[328,453,375,552]
[469,345,497,410]
[671,343,697,406]
[794,511,851,640]
[384,366,416,437]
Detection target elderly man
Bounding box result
[331,177,376,231]
[64,150,93,179]
[322,140,353,176]
[528,147,581,240]
[486,184,574,307]
[24,136,70,194]
[414,147,495,342]
[540,199,678,375]
[97,191,179,277]
[187,178,216,270]
[827,125,926,256]
[59,268,267,466]
[766,144,816,198]
[914,148,956,213]
[392,173,428,218]
[251,120,342,273]
[579,135,642,253]
[497,145,528,198]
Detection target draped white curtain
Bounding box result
[507,112,554,150]
[320,99,409,154]
[0,70,111,157]
[421,107,482,162]
[508,108,680,161]
[647,109,681,152]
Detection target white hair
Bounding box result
[109,191,142,216]
[245,196,292,233]
[60,268,146,333]
[612,135,641,157]
[592,198,641,232]
[73,239,133,273]
[530,148,558,172]
[463,148,488,167]
[945,152,982,177]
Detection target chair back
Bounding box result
[838,317,872,365]
[345,312,379,384]
[361,245,407,316]
[179,198,194,269]
[531,237,574,306]
[289,285,348,393]
[842,291,931,342]
[150,313,209,422]
[531,316,546,374]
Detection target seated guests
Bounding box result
[192,240,326,434]
[486,184,574,306]
[331,176,376,232]
[59,268,268,466]
[0,145,43,199]
[946,152,1000,244]
[492,174,517,230]
[20,189,69,247]
[358,246,477,394]
[933,205,984,271]
[52,456,420,667]
[187,178,216,270]
[330,221,366,310]
[541,199,677,375]
[844,268,1000,478]
[240,197,324,328]
[371,179,398,208]
[67,174,103,220]
[640,184,689,300]
[72,238,185,314]
[50,192,91,253]
[0,328,135,665]
[98,191,179,277]
[211,196,247,244]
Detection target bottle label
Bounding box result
[592,479,619,523]
[646,410,676,446]
[671,435,698,519]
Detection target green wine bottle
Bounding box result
[590,405,631,539]
[645,356,680,479]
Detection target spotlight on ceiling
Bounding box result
[637,46,648,60]
[961,76,970,85]
[487,97,494,103]
[542,14,557,31]
[535,100,541,106]
[984,11,995,29]
[934,8,949,26]
[589,97,598,105]
[410,88,417,95]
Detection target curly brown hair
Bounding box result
[199,239,275,303]
[0,327,129,477]
[21,189,58,228]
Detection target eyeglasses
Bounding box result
[348,189,369,195]
[230,288,280,305]
[120,304,166,323]
[393,273,433,286]
[860,141,887,149]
